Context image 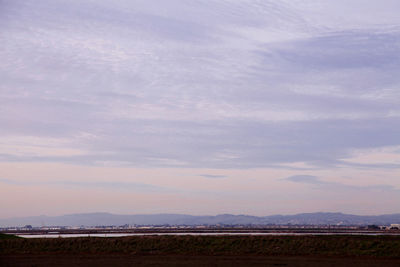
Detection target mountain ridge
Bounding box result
[1,212,400,227]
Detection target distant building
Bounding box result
[390,224,400,229]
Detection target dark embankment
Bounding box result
[1,235,400,257]
[0,233,21,240]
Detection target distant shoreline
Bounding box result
[3,226,400,237]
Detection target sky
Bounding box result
[1,0,399,218]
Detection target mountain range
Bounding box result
[1,212,400,227]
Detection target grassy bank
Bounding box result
[1,235,400,258]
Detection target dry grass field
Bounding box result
[1,234,400,266]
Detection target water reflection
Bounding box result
[17,232,400,238]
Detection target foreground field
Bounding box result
[1,235,400,266]
[2,254,400,267]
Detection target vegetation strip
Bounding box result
[1,235,400,258]
[0,233,21,240]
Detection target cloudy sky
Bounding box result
[1,0,400,218]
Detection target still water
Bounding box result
[16,232,400,238]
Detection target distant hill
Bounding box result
[1,212,400,227]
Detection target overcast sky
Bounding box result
[1,0,399,218]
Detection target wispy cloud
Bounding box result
[0,178,171,193]
[1,0,399,169]
[284,175,398,192]
[199,174,227,179]
[285,175,321,184]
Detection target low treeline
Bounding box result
[1,235,400,258]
